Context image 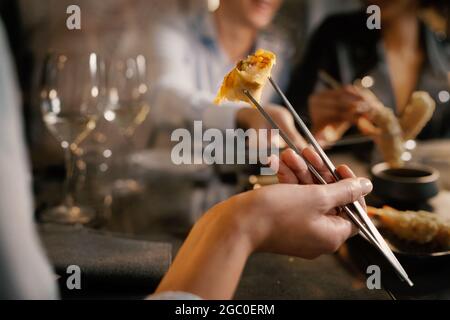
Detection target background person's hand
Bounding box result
[236,104,306,150]
[308,86,370,144]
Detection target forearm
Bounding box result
[155,199,255,300]
[154,178,366,299]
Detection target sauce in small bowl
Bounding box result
[371,163,440,204]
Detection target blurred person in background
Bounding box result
[147,0,305,148]
[14,0,307,176]
[11,0,306,230]
[287,0,450,145]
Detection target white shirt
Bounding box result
[147,0,292,132]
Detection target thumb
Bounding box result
[321,178,373,209]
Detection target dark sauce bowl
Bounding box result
[371,163,440,204]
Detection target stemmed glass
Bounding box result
[40,52,106,224]
[104,55,150,194]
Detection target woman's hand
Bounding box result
[244,148,371,259]
[155,148,372,299]
[308,86,370,143]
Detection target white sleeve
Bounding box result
[0,21,59,300]
[148,291,202,300]
[146,4,247,131]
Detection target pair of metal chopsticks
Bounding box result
[243,77,413,287]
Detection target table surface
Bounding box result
[36,140,450,300]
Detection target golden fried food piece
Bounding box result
[358,107,405,168]
[353,84,405,167]
[400,91,436,141]
[214,49,276,105]
[354,86,436,167]
[368,206,450,248]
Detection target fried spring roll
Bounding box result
[214,49,276,105]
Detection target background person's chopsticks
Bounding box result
[318,70,342,89]
[244,80,413,286]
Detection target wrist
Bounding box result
[156,197,259,299]
[226,190,275,252]
[204,199,254,257]
[211,191,272,254]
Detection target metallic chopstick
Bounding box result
[318,70,342,89]
[243,90,380,252]
[307,73,406,246]
[267,78,413,286]
[271,74,373,223]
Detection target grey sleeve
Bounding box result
[0,21,59,300]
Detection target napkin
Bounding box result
[38,224,172,296]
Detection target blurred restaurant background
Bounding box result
[0,0,379,234]
[0,0,449,299]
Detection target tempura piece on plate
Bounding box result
[214,49,276,105]
[400,91,436,141]
[368,206,450,249]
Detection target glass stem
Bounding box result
[63,145,76,208]
[124,136,136,177]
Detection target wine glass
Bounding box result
[104,55,150,194]
[40,52,106,224]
